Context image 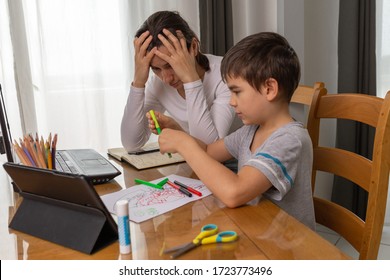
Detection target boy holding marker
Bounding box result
[158,32,316,230]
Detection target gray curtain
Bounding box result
[332,0,376,220]
[198,0,233,56]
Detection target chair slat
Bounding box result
[316,94,383,127]
[314,197,364,251]
[313,147,372,192]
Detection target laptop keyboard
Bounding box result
[55,151,79,174]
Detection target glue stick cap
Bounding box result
[116,200,129,217]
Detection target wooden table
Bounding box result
[2,158,350,260]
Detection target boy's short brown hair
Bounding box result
[221,32,300,102]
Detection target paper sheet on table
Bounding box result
[101,174,212,223]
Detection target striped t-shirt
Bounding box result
[224,122,316,230]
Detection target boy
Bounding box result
[159,32,315,230]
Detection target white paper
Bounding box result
[101,174,211,223]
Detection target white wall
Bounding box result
[301,0,339,200]
[303,1,339,93]
[376,0,390,226]
[232,0,339,92]
[232,0,278,43]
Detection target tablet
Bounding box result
[3,162,118,254]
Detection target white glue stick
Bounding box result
[116,200,131,254]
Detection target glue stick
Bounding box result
[116,200,131,254]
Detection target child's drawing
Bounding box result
[101,174,211,223]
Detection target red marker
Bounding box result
[173,180,202,197]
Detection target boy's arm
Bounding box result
[205,139,233,163]
[159,129,272,208]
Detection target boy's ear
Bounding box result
[264,78,278,101]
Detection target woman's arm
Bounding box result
[121,31,162,152]
[120,85,164,152]
[185,79,235,144]
[120,87,150,151]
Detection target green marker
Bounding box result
[134,178,163,189]
[157,178,169,186]
[149,110,172,158]
[149,110,162,134]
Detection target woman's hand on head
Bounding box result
[146,111,183,134]
[132,30,156,88]
[154,29,200,84]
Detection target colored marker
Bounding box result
[149,110,172,158]
[157,178,169,186]
[149,110,161,134]
[173,180,202,197]
[134,178,163,189]
[167,180,192,197]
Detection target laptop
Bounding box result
[54,149,121,184]
[3,162,118,254]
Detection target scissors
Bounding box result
[163,224,238,259]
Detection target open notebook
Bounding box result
[108,142,185,170]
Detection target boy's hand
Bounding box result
[159,129,192,154]
[145,111,183,134]
[132,30,156,88]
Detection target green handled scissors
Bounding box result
[163,224,238,259]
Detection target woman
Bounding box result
[121,11,240,152]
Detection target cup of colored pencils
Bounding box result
[13,133,57,170]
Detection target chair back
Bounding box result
[307,90,390,259]
[290,82,325,125]
[291,82,325,106]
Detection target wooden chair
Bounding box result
[290,82,325,125]
[291,82,325,106]
[306,90,390,259]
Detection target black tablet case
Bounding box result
[3,163,118,254]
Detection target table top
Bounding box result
[2,157,350,260]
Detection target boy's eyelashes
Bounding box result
[228,87,241,94]
[229,91,241,98]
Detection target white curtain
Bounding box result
[0,0,23,162]
[376,0,390,225]
[1,0,199,153]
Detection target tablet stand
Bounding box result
[9,192,118,254]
